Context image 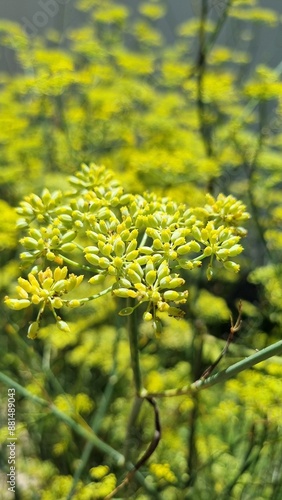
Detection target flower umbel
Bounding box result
[5,266,83,337]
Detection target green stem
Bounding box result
[58,254,93,272]
[63,286,113,306]
[236,59,282,127]
[123,396,144,463]
[145,339,282,397]
[127,298,142,396]
[0,371,124,465]
[67,327,121,500]
[191,339,282,391]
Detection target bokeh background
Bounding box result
[0,1,282,498]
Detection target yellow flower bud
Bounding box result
[113,288,137,298]
[5,298,31,310]
[153,239,163,251]
[67,300,81,308]
[52,297,63,309]
[143,312,153,321]
[31,294,41,305]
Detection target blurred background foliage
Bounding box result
[0,0,282,498]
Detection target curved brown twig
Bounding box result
[105,397,161,499]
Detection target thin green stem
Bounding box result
[58,254,93,272]
[63,285,113,306]
[127,298,142,396]
[145,339,282,397]
[0,371,124,465]
[236,59,282,127]
[66,327,122,500]
[191,339,282,391]
[123,396,144,463]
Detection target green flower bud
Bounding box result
[20,237,39,250]
[139,246,154,255]
[223,261,240,273]
[88,274,105,285]
[153,239,163,251]
[228,244,243,257]
[203,246,212,257]
[206,266,213,281]
[86,231,99,242]
[146,228,159,240]
[112,257,123,269]
[146,270,157,286]
[190,241,201,252]
[85,253,100,266]
[168,250,177,260]
[163,290,179,301]
[151,290,161,301]
[145,259,154,274]
[59,214,72,223]
[161,229,171,243]
[42,277,54,290]
[177,243,191,255]
[128,269,142,284]
[157,261,169,280]
[27,321,39,339]
[29,228,42,240]
[128,262,143,278]
[118,278,132,288]
[84,246,99,254]
[114,238,126,257]
[173,237,186,247]
[136,256,150,266]
[52,280,67,293]
[159,276,171,288]
[57,320,71,332]
[191,226,202,241]
[97,257,109,268]
[178,259,194,270]
[101,243,113,257]
[126,250,139,261]
[200,228,209,242]
[216,248,229,260]
[41,188,52,204]
[20,251,35,261]
[60,243,76,253]
[51,235,60,247]
[221,236,240,248]
[126,239,137,253]
[169,277,185,288]
[120,229,130,241]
